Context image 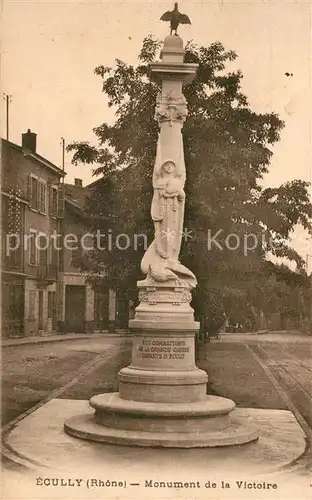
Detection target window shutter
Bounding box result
[38,183,42,212]
[48,183,53,216]
[39,182,47,213]
[44,184,47,213]
[32,178,39,210]
[27,175,32,204]
[49,187,58,217]
[57,185,65,219]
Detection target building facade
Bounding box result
[1,130,65,338]
[59,180,132,333]
[58,180,107,333]
[1,132,133,338]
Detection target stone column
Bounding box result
[65,35,259,448]
[118,35,205,404]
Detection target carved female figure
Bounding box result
[151,159,184,259]
[141,158,196,287]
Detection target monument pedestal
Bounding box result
[65,279,259,447]
[119,279,208,403]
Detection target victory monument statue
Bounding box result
[65,4,260,448]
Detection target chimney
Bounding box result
[74,178,83,187]
[22,129,37,152]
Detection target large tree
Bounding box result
[68,35,312,329]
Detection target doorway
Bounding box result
[2,279,25,337]
[94,287,109,330]
[38,290,44,331]
[48,291,57,332]
[65,285,85,333]
[116,289,129,329]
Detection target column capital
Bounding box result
[149,61,198,85]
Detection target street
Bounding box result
[2,332,312,479]
[199,336,312,425]
[2,335,132,426]
[2,333,311,433]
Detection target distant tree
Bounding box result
[265,263,311,328]
[68,35,312,330]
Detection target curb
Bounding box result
[2,332,131,348]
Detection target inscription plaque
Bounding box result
[137,339,190,360]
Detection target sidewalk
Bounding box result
[221,331,311,343]
[2,331,131,348]
[3,330,310,348]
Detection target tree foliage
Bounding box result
[68,35,312,331]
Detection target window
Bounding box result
[49,186,58,217]
[71,238,82,266]
[51,246,58,267]
[38,182,46,213]
[29,231,37,265]
[30,177,38,210]
[8,235,20,267]
[38,234,48,276]
[39,246,48,267]
[28,175,47,213]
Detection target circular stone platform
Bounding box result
[4,399,307,478]
[64,393,260,448]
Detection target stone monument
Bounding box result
[64,26,259,448]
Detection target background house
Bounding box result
[59,179,132,333]
[58,179,109,333]
[1,130,65,337]
[1,132,138,338]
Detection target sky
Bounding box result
[1,0,311,265]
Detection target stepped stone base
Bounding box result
[64,279,260,448]
[4,399,307,478]
[64,393,259,448]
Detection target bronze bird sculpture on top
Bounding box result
[160,3,191,35]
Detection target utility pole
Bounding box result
[57,137,66,334]
[61,136,65,169]
[3,93,12,140]
[60,137,65,184]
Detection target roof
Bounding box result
[64,183,91,212]
[86,177,103,189]
[1,138,66,177]
[86,165,135,189]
